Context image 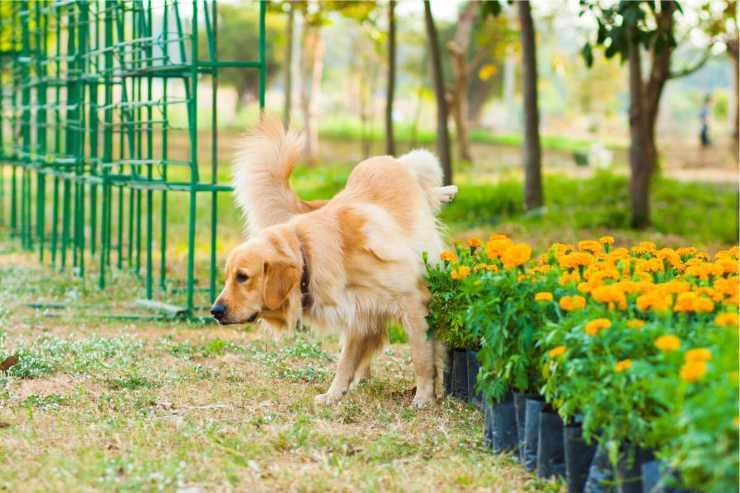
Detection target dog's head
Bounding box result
[211,234,300,328]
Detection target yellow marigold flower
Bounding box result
[599,236,615,245]
[468,237,482,249]
[676,247,698,257]
[591,284,627,310]
[615,359,632,373]
[714,312,739,328]
[655,335,681,352]
[714,278,739,297]
[457,266,470,279]
[680,360,707,382]
[585,318,611,336]
[685,348,712,363]
[627,319,645,329]
[535,292,554,302]
[558,252,593,269]
[548,345,566,358]
[489,233,509,241]
[486,238,513,259]
[560,295,586,312]
[486,264,499,273]
[559,271,581,286]
[636,291,672,312]
[502,243,532,269]
[715,258,739,275]
[450,269,459,280]
[578,240,602,254]
[440,250,457,263]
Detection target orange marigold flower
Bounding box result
[468,237,482,249]
[636,291,672,312]
[626,319,645,329]
[680,360,707,382]
[655,335,681,352]
[585,318,611,336]
[684,348,712,363]
[486,237,513,259]
[559,271,581,286]
[535,292,553,302]
[676,247,698,257]
[502,243,532,269]
[615,359,632,373]
[560,295,586,312]
[714,312,739,328]
[440,250,457,263]
[558,252,593,269]
[599,236,615,245]
[578,240,602,254]
[548,345,566,358]
[714,278,739,297]
[591,284,627,310]
[457,266,470,279]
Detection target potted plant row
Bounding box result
[426,237,739,493]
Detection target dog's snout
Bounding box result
[210,303,226,320]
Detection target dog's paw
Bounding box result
[314,391,344,406]
[436,185,458,203]
[411,394,434,409]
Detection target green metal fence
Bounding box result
[0,0,266,318]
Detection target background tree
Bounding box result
[517,0,543,210]
[424,0,453,185]
[385,0,396,155]
[582,0,723,228]
[203,4,284,112]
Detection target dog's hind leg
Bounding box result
[401,297,436,408]
[350,326,388,389]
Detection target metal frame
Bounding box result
[0,0,267,318]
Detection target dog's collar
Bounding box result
[299,241,313,311]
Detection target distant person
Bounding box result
[699,94,712,147]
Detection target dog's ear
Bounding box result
[262,261,299,310]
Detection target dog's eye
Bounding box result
[235,272,249,284]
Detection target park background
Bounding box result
[0,1,738,491]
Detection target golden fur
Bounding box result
[214,116,457,407]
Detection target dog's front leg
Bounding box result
[315,332,363,406]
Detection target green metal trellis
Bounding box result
[0,0,266,318]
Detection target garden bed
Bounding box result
[427,236,739,493]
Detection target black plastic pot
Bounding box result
[451,350,469,400]
[483,399,493,449]
[466,350,482,408]
[641,460,690,493]
[522,397,544,472]
[488,393,518,453]
[564,424,597,493]
[513,392,539,462]
[617,445,653,493]
[584,443,615,493]
[443,349,453,396]
[536,408,566,478]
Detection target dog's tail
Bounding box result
[397,149,457,213]
[233,116,319,237]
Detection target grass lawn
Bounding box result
[0,242,563,492]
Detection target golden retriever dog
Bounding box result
[211,117,457,407]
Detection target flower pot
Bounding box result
[483,399,493,449]
[564,424,597,493]
[443,349,453,396]
[584,443,614,493]
[617,445,653,493]
[536,407,566,478]
[451,349,469,401]
[485,392,518,454]
[641,460,691,493]
[513,392,539,463]
[466,350,482,408]
[522,397,544,472]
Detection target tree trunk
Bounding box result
[282,4,295,128]
[517,0,543,210]
[300,22,324,163]
[627,26,651,229]
[728,38,739,142]
[447,1,477,163]
[385,0,396,156]
[423,0,453,185]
